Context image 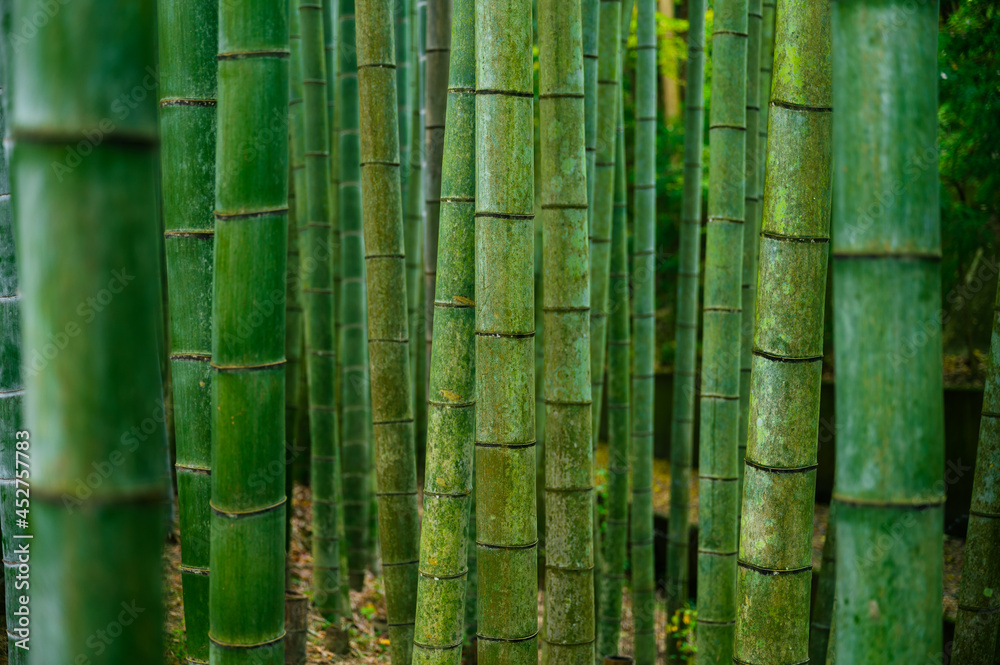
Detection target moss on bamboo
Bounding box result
[355,2,421,662]
[474,2,537,663]
[733,1,831,662]
[666,0,704,639]
[12,1,168,661]
[630,4,656,664]
[538,0,595,663]
[157,0,218,656]
[831,1,943,662]
[696,0,747,660]
[411,2,476,661]
[951,236,1000,664]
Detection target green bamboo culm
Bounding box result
[810,506,837,665]
[0,15,23,662]
[629,3,656,664]
[666,0,704,637]
[475,1,537,663]
[337,0,373,592]
[157,0,218,655]
[12,0,167,661]
[590,0,620,452]
[538,0,594,663]
[355,2,421,662]
[736,0,762,507]
[696,0,747,658]
[397,0,412,229]
[424,0,452,389]
[757,0,776,188]
[950,251,1000,661]
[733,1,832,663]
[411,1,476,661]
[210,0,290,661]
[832,1,943,663]
[598,95,630,661]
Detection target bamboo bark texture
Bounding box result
[538,0,595,662]
[210,0,289,661]
[158,0,218,657]
[832,0,944,662]
[411,0,475,661]
[13,0,167,661]
[355,2,421,662]
[696,0,747,660]
[630,3,656,663]
[666,0,704,634]
[474,2,537,663]
[734,2,832,663]
[951,253,1000,664]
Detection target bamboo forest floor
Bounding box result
[160,448,967,664]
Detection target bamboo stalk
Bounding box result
[538,0,595,662]
[953,284,1000,663]
[810,505,837,665]
[337,0,372,593]
[411,2,476,661]
[831,1,943,662]
[734,1,832,662]
[209,0,290,661]
[696,0,747,659]
[397,0,413,241]
[474,2,537,663]
[598,93,630,661]
[409,0,428,475]
[0,16,23,663]
[157,0,218,657]
[736,0,763,509]
[757,0,775,189]
[355,2,421,662]
[666,0,704,641]
[630,3,656,664]
[12,0,168,661]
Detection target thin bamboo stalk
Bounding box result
[411,2,476,661]
[209,0,289,661]
[666,0,704,639]
[757,0,775,189]
[409,0,428,474]
[734,1,832,662]
[13,1,168,661]
[630,3,656,663]
[539,0,594,662]
[355,2,420,662]
[598,95,630,661]
[810,505,837,665]
[696,0,747,659]
[832,1,943,662]
[157,0,218,657]
[337,0,372,593]
[736,0,762,508]
[474,2,537,663]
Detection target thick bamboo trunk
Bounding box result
[209,0,290,662]
[474,2,537,663]
[538,0,595,663]
[832,1,943,662]
[630,4,656,664]
[696,0,747,660]
[299,0,341,621]
[734,1,832,662]
[810,506,837,665]
[736,0,763,508]
[337,0,373,593]
[599,98,630,661]
[951,234,1000,663]
[13,1,167,661]
[666,0,704,640]
[355,3,421,662]
[157,0,218,658]
[411,3,476,662]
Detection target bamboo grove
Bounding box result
[0,1,987,665]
